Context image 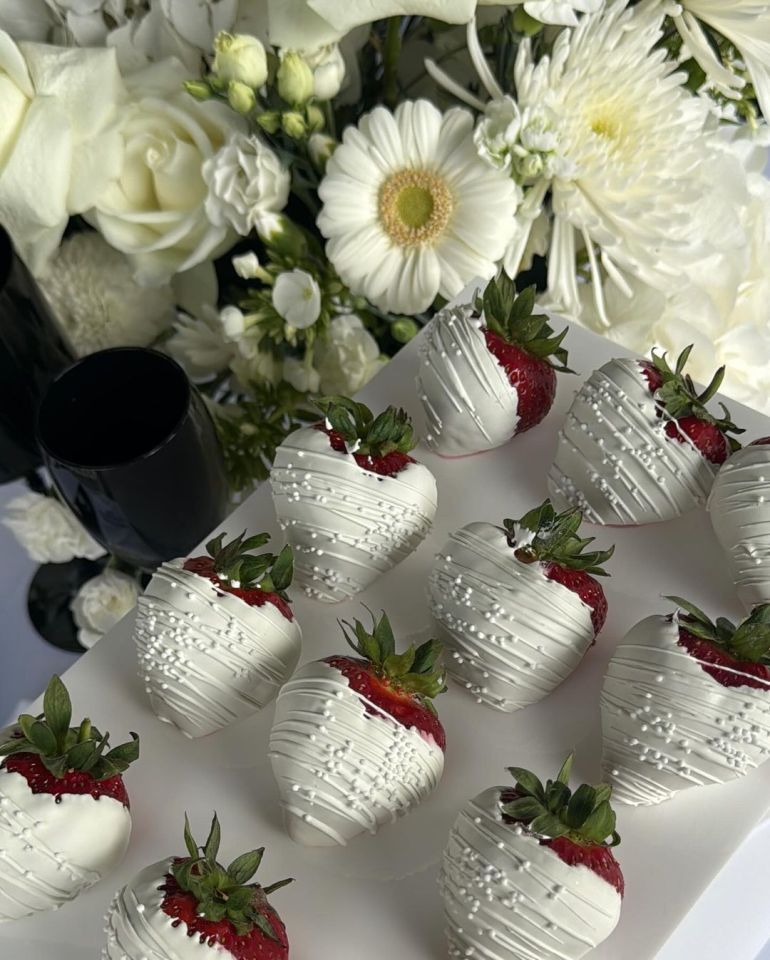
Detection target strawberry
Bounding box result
[441,755,623,960]
[104,814,291,960]
[708,440,770,610]
[550,345,744,526]
[601,599,770,806]
[429,499,614,712]
[134,531,302,739]
[269,611,446,846]
[270,397,437,602]
[417,275,572,457]
[0,676,138,922]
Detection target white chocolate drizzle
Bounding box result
[0,770,131,923]
[134,559,302,739]
[440,787,622,960]
[103,858,214,960]
[601,615,770,806]
[416,304,519,457]
[708,444,770,610]
[548,358,716,525]
[270,426,437,603]
[269,660,444,846]
[429,523,594,712]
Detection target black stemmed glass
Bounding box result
[0,224,74,483]
[36,347,231,571]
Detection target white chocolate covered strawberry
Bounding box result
[602,599,770,806]
[270,397,437,602]
[417,278,572,456]
[269,611,446,845]
[135,531,301,738]
[709,437,770,611]
[429,500,613,712]
[441,756,623,960]
[549,346,743,525]
[0,676,137,922]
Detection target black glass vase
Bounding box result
[37,348,231,571]
[0,224,74,483]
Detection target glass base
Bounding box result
[27,557,108,652]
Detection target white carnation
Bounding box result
[203,132,291,238]
[167,305,237,379]
[38,232,174,356]
[71,569,139,649]
[3,492,105,565]
[315,315,387,396]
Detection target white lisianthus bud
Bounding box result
[257,111,281,134]
[306,103,325,133]
[228,80,256,115]
[282,111,307,139]
[184,80,213,101]
[277,51,315,106]
[302,44,346,101]
[308,133,337,171]
[213,32,268,88]
[232,252,261,279]
[272,269,322,329]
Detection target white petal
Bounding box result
[395,99,442,166]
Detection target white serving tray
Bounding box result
[2,318,770,960]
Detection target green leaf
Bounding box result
[43,676,72,746]
[66,740,97,771]
[592,784,612,806]
[42,754,68,778]
[501,796,545,821]
[665,596,713,628]
[373,612,396,659]
[384,648,416,678]
[18,714,37,742]
[269,545,294,591]
[206,532,226,558]
[262,876,294,895]
[545,780,570,812]
[28,721,58,756]
[730,623,770,663]
[104,733,140,772]
[565,784,597,827]
[529,811,569,838]
[507,767,545,801]
[411,638,442,675]
[228,848,264,885]
[183,814,199,859]
[580,800,616,844]
[204,814,221,861]
[251,911,280,943]
[241,533,271,552]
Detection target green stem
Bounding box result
[382,17,402,109]
[322,100,337,139]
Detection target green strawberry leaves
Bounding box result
[207,531,294,598]
[504,499,614,575]
[0,675,139,781]
[475,274,573,374]
[340,610,447,707]
[172,813,292,940]
[666,597,770,663]
[502,755,620,848]
[316,396,416,458]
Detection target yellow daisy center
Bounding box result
[378,169,454,247]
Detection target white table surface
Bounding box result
[3,321,770,959]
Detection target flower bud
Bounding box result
[256,110,281,134]
[227,80,256,115]
[391,317,420,343]
[308,132,337,171]
[183,80,213,101]
[303,44,346,101]
[282,110,307,139]
[257,214,308,259]
[306,103,325,133]
[277,51,314,106]
[213,31,268,88]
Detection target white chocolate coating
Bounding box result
[103,858,209,960]
[429,523,595,712]
[601,615,770,806]
[708,444,770,610]
[269,660,444,846]
[0,770,131,923]
[416,305,519,457]
[134,559,302,739]
[548,358,716,525]
[270,426,438,603]
[440,787,622,960]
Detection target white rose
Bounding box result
[202,131,290,237]
[283,356,321,393]
[0,30,124,273]
[38,232,175,356]
[71,569,139,649]
[3,492,105,565]
[90,58,244,286]
[213,31,268,87]
[301,43,345,100]
[315,314,387,396]
[167,304,237,378]
[272,269,321,329]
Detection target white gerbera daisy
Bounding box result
[316,99,520,315]
[673,0,770,121]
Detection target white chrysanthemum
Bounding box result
[673,1,770,120]
[38,232,174,356]
[71,569,139,649]
[317,99,520,315]
[3,492,105,564]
